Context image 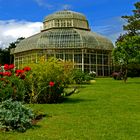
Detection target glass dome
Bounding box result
[13,10,114,76]
[43,10,90,31]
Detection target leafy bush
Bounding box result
[0,76,26,102]
[0,64,31,102]
[72,69,92,84]
[89,71,96,78]
[24,57,74,103]
[127,63,140,77]
[0,99,35,132]
[112,72,123,80]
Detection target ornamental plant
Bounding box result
[0,64,31,102]
[72,69,92,84]
[0,99,35,132]
[24,57,74,103]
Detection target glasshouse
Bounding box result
[11,10,114,76]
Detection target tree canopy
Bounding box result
[0,37,25,65]
[113,1,140,82]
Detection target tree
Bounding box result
[113,1,140,82]
[0,37,25,64]
[122,2,140,35]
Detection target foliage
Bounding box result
[0,99,35,132]
[122,1,140,35]
[72,69,92,84]
[0,64,31,102]
[113,2,140,82]
[127,63,140,77]
[24,57,74,103]
[0,78,140,139]
[0,37,25,64]
[89,71,96,78]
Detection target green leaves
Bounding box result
[122,1,140,35]
[0,99,35,132]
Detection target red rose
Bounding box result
[4,64,9,70]
[9,64,14,69]
[49,81,55,87]
[16,69,24,74]
[3,72,12,77]
[0,72,3,75]
[23,66,31,71]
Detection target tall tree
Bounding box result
[0,37,25,65]
[113,1,140,82]
[122,2,140,35]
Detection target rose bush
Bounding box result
[0,64,31,102]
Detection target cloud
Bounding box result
[0,20,42,49]
[34,0,54,9]
[92,17,126,45]
[34,0,72,11]
[60,4,72,10]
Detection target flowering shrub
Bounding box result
[25,57,74,103]
[89,71,96,78]
[0,64,31,102]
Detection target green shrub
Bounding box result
[0,99,35,132]
[25,57,74,103]
[0,64,31,102]
[0,76,26,102]
[72,69,92,84]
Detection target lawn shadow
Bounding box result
[126,81,140,84]
[63,97,96,104]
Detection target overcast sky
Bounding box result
[0,0,138,49]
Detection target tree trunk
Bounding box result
[123,68,128,83]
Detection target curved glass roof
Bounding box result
[43,10,89,30]
[14,28,114,53]
[14,10,114,54]
[44,10,87,22]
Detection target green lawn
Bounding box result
[0,78,140,140]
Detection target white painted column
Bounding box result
[82,49,84,72]
[96,51,98,76]
[102,53,104,76]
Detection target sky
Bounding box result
[0,0,138,48]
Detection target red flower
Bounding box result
[49,81,55,87]
[23,66,31,71]
[0,78,5,81]
[9,64,15,69]
[0,72,3,75]
[4,64,9,70]
[15,69,24,74]
[3,71,12,77]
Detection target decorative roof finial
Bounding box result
[63,4,71,11]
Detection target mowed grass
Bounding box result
[0,78,140,140]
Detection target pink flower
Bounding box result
[49,81,55,87]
